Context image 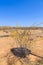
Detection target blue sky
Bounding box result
[0,0,43,26]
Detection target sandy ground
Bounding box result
[0,29,43,65]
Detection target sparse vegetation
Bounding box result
[0,27,43,65]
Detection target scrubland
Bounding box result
[0,27,43,65]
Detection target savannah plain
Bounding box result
[0,27,43,65]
